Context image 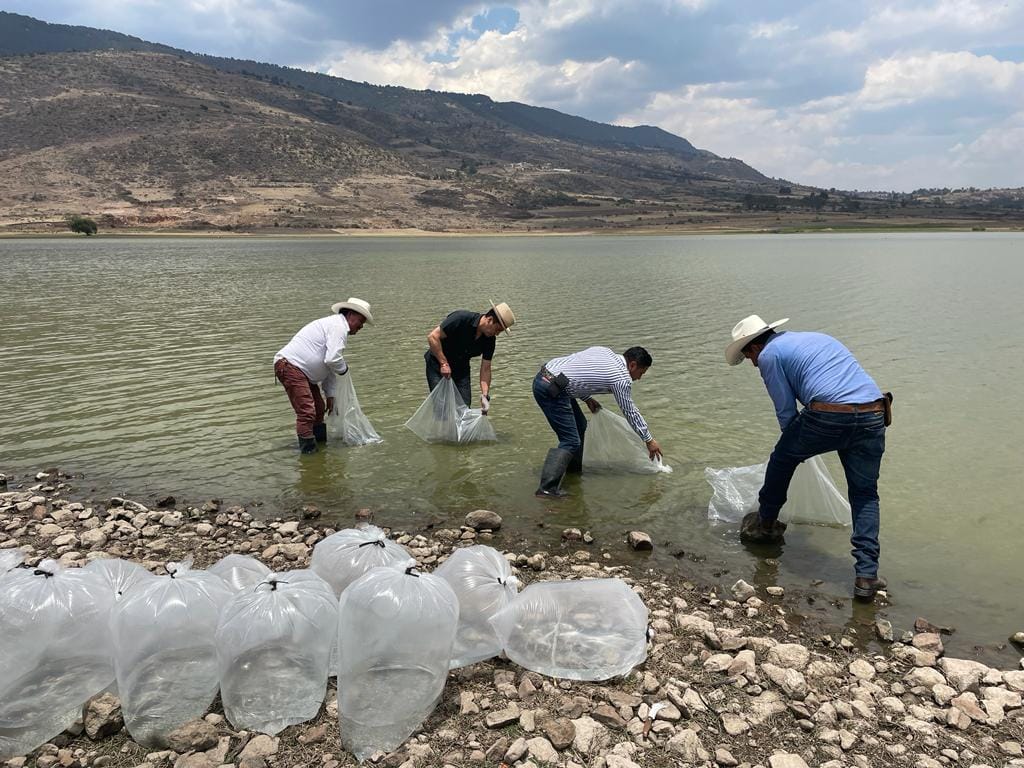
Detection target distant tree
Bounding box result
[778,185,792,195]
[68,215,98,236]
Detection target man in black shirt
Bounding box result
[425,302,516,411]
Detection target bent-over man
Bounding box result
[425,301,515,413]
[274,298,373,453]
[533,346,662,497]
[726,314,890,600]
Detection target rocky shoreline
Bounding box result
[2,469,1023,768]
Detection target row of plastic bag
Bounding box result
[705,454,851,527]
[0,530,649,761]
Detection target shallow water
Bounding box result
[2,234,1022,663]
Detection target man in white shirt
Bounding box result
[274,298,373,453]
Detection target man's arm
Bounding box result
[324,319,349,377]
[479,358,492,412]
[427,326,451,378]
[611,380,660,458]
[758,353,797,430]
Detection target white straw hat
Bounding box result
[725,314,788,365]
[330,297,374,324]
[489,300,516,334]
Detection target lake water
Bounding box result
[2,234,1022,663]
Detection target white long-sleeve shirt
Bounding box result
[274,315,350,397]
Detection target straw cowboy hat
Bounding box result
[490,300,516,335]
[725,314,788,365]
[330,297,374,324]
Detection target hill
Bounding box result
[2,11,1021,234]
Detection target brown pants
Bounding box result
[275,359,325,439]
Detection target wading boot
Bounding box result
[298,435,317,454]
[566,450,583,475]
[854,575,888,601]
[739,511,787,544]
[535,448,573,498]
[313,423,328,444]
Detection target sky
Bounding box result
[9,0,1024,191]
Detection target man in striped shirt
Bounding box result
[533,346,663,497]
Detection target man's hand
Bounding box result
[646,438,663,461]
[480,394,490,415]
[440,361,451,378]
[585,398,602,414]
[326,397,336,415]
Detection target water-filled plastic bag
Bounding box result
[489,578,648,681]
[0,550,23,575]
[208,554,272,592]
[704,455,851,527]
[434,546,518,668]
[404,378,496,443]
[336,562,458,760]
[84,557,156,600]
[110,560,232,747]
[327,374,382,445]
[0,560,115,760]
[582,408,672,474]
[310,525,410,599]
[216,570,337,735]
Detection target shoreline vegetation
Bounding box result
[2,468,1023,768]
[1,222,1023,239]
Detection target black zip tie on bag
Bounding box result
[405,565,420,577]
[358,539,386,549]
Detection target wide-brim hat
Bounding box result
[490,300,515,335]
[725,314,788,365]
[331,297,374,324]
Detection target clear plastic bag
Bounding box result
[216,570,337,735]
[0,560,116,760]
[310,525,410,599]
[404,378,497,443]
[434,546,519,669]
[327,373,383,446]
[704,463,765,523]
[208,554,272,592]
[0,550,23,576]
[110,559,232,747]
[582,408,672,474]
[489,578,648,681]
[336,561,459,760]
[704,455,851,527]
[781,455,851,526]
[84,558,156,600]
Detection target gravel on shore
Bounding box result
[2,469,1023,768]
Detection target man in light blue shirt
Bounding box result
[726,315,889,600]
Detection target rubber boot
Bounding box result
[535,448,573,497]
[298,435,317,454]
[313,423,328,444]
[566,433,584,474]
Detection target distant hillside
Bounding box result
[0,11,743,166]
[0,12,831,233]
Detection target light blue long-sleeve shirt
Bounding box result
[758,331,882,431]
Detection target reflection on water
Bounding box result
[1,233,1023,663]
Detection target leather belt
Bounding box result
[808,399,884,414]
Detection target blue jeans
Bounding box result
[532,371,587,453]
[425,351,471,406]
[759,409,886,578]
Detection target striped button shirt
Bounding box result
[545,346,653,443]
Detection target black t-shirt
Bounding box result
[435,310,496,376]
